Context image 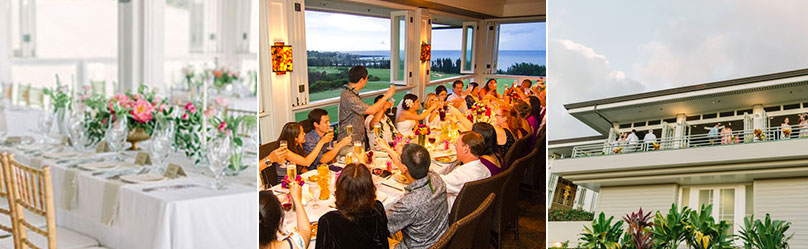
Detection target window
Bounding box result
[495,22,545,77]
[460,22,476,74]
[681,184,749,240]
[430,25,462,81]
[10,0,118,96]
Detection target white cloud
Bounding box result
[548,39,645,140]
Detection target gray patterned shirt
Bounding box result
[387,172,449,249]
[338,85,370,143]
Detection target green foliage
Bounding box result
[683,205,734,249]
[431,58,461,74]
[175,102,204,163]
[739,214,793,249]
[580,212,625,249]
[43,79,72,112]
[496,62,546,76]
[653,204,689,249]
[549,208,595,221]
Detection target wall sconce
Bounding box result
[420,42,431,62]
[271,42,293,75]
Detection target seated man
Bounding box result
[440,131,491,209]
[445,80,468,113]
[365,95,398,150]
[302,109,352,170]
[379,143,449,249]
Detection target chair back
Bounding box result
[448,165,507,224]
[259,141,280,187]
[429,193,496,249]
[503,133,533,169]
[90,80,106,97]
[0,153,12,235]
[1,153,58,249]
[492,147,537,239]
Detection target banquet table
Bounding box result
[0,105,258,249]
[269,145,458,249]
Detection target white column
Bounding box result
[259,0,300,141]
[413,8,431,100]
[477,20,498,83]
[752,104,764,130]
[215,0,244,69]
[674,113,687,148]
[19,0,36,57]
[0,0,12,82]
[118,0,164,93]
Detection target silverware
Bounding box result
[380,182,404,192]
[142,184,199,193]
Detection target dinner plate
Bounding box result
[120,174,165,184]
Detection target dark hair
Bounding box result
[335,163,377,221]
[348,66,369,83]
[277,122,304,155]
[401,144,431,179]
[469,82,479,91]
[373,95,385,103]
[460,131,486,157]
[483,79,497,92]
[259,191,283,246]
[521,79,533,87]
[471,122,497,156]
[515,100,530,118]
[631,129,637,133]
[435,85,447,97]
[307,108,328,126]
[452,80,464,89]
[528,96,541,118]
[402,94,419,110]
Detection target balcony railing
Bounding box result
[570,126,808,158]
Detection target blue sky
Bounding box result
[305,10,545,51]
[549,0,808,140]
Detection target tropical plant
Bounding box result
[580,212,625,249]
[653,204,689,249]
[739,214,793,249]
[551,240,570,249]
[684,204,734,249]
[623,208,654,249]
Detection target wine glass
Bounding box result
[149,131,172,174]
[105,115,128,161]
[428,135,437,149]
[308,183,321,209]
[326,127,335,150]
[38,111,54,143]
[346,125,353,137]
[387,97,395,115]
[207,133,232,190]
[67,116,86,151]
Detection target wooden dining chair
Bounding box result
[429,193,496,249]
[1,152,102,249]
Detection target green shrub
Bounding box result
[739,214,793,249]
[580,212,624,249]
[652,204,689,249]
[549,208,595,221]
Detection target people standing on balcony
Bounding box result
[612,132,627,153]
[781,117,792,140]
[643,130,657,151]
[396,94,439,137]
[625,129,639,152]
[721,123,734,144]
[707,123,722,145]
[365,95,399,151]
[303,109,352,170]
[799,114,808,138]
[479,79,501,99]
[338,66,396,146]
[446,80,468,113]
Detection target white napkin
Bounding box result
[61,169,79,211]
[101,180,125,226]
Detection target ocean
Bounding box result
[347,50,546,71]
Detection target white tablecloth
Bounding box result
[0,106,257,249]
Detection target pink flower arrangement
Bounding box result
[185,102,197,114]
[217,121,228,132]
[130,99,155,123]
[203,107,217,118]
[213,97,228,108]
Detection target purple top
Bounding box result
[527,116,539,133]
[480,157,502,176]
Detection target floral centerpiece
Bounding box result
[280,174,304,189]
[415,124,430,146]
[209,114,257,174]
[182,66,196,91]
[212,67,239,91]
[83,85,172,150]
[174,102,205,162]
[469,102,491,123]
[754,129,765,141]
[43,82,73,134]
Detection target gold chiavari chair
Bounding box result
[0,152,13,239]
[1,153,102,249]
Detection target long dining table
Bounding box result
[0,105,257,249]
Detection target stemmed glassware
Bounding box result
[105,115,128,161]
[326,127,335,150]
[67,115,86,151]
[38,111,54,143]
[149,127,172,174]
[207,132,232,190]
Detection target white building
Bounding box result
[548,68,808,247]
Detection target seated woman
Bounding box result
[514,100,534,136]
[479,79,501,99]
[493,104,522,156]
[465,82,480,110]
[471,123,504,176]
[275,122,332,182]
[365,95,399,150]
[527,96,542,134]
[424,93,442,127]
[259,184,311,249]
[316,163,389,249]
[396,94,438,137]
